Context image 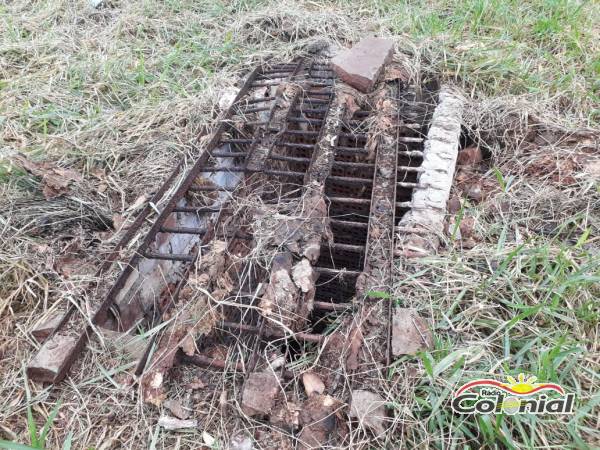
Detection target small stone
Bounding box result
[228,433,253,450]
[332,37,395,93]
[447,196,461,214]
[241,372,279,417]
[466,184,483,202]
[302,372,325,397]
[164,399,188,420]
[157,416,197,430]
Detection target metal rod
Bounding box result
[333,160,375,170]
[220,321,324,343]
[281,142,315,150]
[159,226,207,234]
[180,353,244,371]
[283,129,319,136]
[398,150,424,157]
[325,242,365,253]
[293,108,327,114]
[221,138,253,144]
[328,197,371,205]
[143,252,197,262]
[313,301,353,311]
[172,206,226,214]
[328,175,372,184]
[288,117,323,124]
[269,155,311,164]
[397,181,418,188]
[314,267,361,277]
[210,151,247,158]
[300,98,328,105]
[330,219,369,229]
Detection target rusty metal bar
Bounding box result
[220,321,324,343]
[330,219,369,229]
[313,301,353,311]
[210,151,247,158]
[314,267,361,277]
[159,226,207,235]
[283,130,320,137]
[325,242,365,253]
[143,252,197,262]
[328,197,371,205]
[269,155,311,164]
[172,206,226,214]
[281,142,315,150]
[180,353,244,372]
[221,138,253,144]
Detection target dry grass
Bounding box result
[1,0,599,449]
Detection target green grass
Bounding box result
[374,0,599,123]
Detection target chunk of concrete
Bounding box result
[332,37,394,93]
[30,314,63,343]
[241,372,279,417]
[27,333,78,382]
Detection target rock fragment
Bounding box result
[157,416,197,430]
[241,372,280,417]
[349,390,387,435]
[164,399,189,420]
[391,308,433,356]
[302,372,325,397]
[332,37,395,93]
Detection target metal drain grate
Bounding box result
[27,59,440,402]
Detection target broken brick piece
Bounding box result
[332,37,394,93]
[241,371,279,417]
[27,333,78,382]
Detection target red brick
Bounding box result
[332,37,394,93]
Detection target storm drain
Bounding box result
[27,54,462,445]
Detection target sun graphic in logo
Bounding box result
[502,373,540,394]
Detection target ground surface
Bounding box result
[1,0,599,449]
